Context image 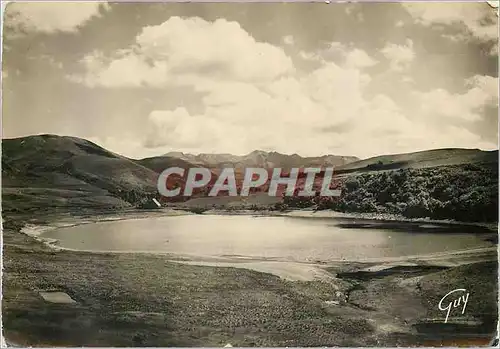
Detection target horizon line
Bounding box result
[2,133,499,161]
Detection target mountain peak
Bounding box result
[160,149,362,168]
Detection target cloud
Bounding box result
[412,74,498,126]
[299,42,377,69]
[134,59,387,156]
[344,48,378,69]
[381,39,415,72]
[71,16,497,158]
[68,50,169,88]
[140,65,497,158]
[4,2,109,34]
[145,107,225,149]
[403,2,498,50]
[71,16,294,87]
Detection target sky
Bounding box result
[2,1,499,159]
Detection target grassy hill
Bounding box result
[336,148,498,174]
[2,135,162,213]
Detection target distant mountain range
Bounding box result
[2,134,498,214]
[162,148,499,173]
[162,150,360,169]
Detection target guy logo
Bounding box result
[438,288,470,323]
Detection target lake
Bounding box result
[40,214,494,263]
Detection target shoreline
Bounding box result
[3,209,498,346]
[223,210,498,230]
[18,209,498,282]
[20,205,498,230]
[170,206,499,230]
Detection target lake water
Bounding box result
[41,214,494,263]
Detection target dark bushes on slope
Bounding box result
[283,163,498,222]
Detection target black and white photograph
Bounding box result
[1,1,499,347]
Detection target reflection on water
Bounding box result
[41,215,494,262]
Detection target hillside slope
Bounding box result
[2,135,162,213]
[283,162,499,222]
[336,148,498,173]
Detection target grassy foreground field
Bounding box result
[2,211,498,347]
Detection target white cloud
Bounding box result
[146,107,225,150]
[299,42,377,69]
[381,39,415,71]
[73,16,294,87]
[73,16,497,158]
[134,60,386,156]
[298,51,321,62]
[403,3,498,44]
[299,42,345,61]
[140,67,497,158]
[412,75,499,123]
[4,2,109,33]
[344,48,378,69]
[328,42,347,51]
[69,50,169,88]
